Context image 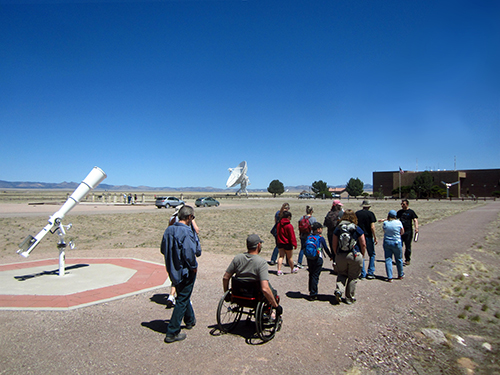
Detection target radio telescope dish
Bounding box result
[226,161,250,196]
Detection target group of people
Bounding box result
[268,199,419,304]
[160,204,281,344]
[159,199,418,344]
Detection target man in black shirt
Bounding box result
[356,200,378,279]
[397,199,419,265]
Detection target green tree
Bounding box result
[412,171,434,198]
[311,180,332,198]
[345,178,364,197]
[392,185,413,198]
[267,179,285,197]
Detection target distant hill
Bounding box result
[0,180,372,192]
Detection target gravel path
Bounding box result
[1,202,499,374]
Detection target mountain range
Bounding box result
[0,180,372,193]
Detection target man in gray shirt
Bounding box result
[223,234,280,310]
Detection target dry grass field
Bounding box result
[0,196,484,258]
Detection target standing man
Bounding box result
[161,205,201,343]
[397,199,418,266]
[356,200,378,279]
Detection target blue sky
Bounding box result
[1,0,499,189]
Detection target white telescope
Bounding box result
[17,167,107,259]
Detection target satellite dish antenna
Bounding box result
[441,180,459,198]
[226,161,250,196]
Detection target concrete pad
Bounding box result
[0,258,170,311]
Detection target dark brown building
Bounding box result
[373,169,500,198]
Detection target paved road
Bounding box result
[1,202,498,374]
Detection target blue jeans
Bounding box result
[270,246,279,262]
[361,237,376,277]
[384,240,404,280]
[297,234,308,265]
[166,271,197,337]
[306,256,323,296]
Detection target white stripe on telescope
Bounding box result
[17,167,107,258]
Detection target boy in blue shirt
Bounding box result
[305,222,332,300]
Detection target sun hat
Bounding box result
[388,210,397,218]
[361,200,371,207]
[247,234,264,249]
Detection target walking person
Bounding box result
[160,205,201,343]
[165,204,201,308]
[304,222,332,300]
[383,210,404,282]
[269,203,290,265]
[356,200,378,279]
[323,200,344,269]
[397,199,419,265]
[297,205,317,269]
[331,209,366,304]
[276,211,298,275]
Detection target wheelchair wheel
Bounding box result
[255,301,281,342]
[216,290,242,333]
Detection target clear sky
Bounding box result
[1,0,499,189]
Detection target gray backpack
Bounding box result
[338,222,357,251]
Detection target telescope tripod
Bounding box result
[54,220,74,276]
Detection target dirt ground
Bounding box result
[0,200,499,374]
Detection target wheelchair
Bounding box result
[216,277,282,342]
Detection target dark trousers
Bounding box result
[166,271,197,337]
[327,231,336,263]
[306,256,323,296]
[401,231,413,262]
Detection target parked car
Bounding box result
[331,193,341,198]
[155,196,185,208]
[298,193,315,199]
[195,197,220,207]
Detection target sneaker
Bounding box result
[307,294,318,301]
[404,261,410,266]
[345,297,356,305]
[296,264,304,269]
[334,290,342,304]
[366,275,375,280]
[185,321,196,330]
[268,261,277,266]
[398,275,405,280]
[292,267,299,274]
[277,270,283,276]
[164,332,186,343]
[387,278,393,283]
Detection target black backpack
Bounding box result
[324,210,340,230]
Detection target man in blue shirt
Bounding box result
[161,205,201,343]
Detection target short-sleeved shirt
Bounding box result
[355,209,377,238]
[225,253,269,283]
[383,219,403,242]
[397,209,418,232]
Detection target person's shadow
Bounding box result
[141,319,169,334]
[286,291,338,304]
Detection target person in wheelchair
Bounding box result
[223,234,282,315]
